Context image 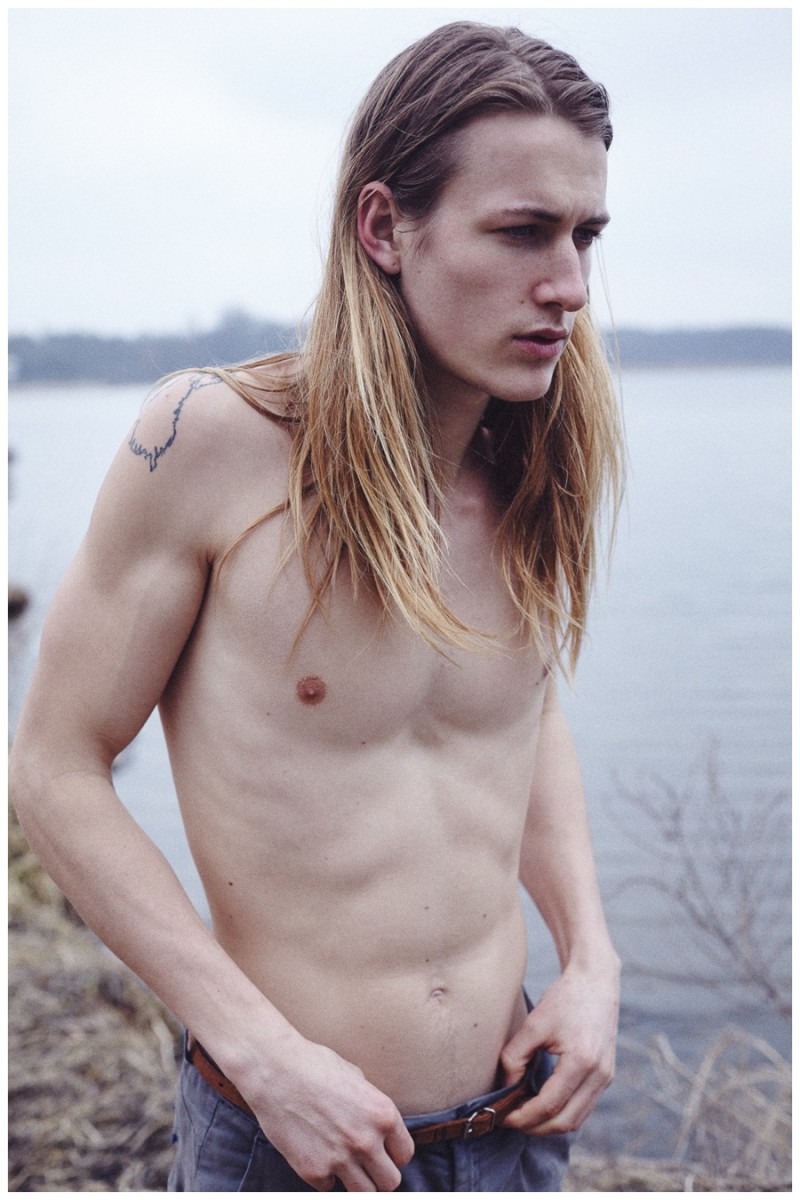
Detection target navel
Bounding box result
[296,675,327,706]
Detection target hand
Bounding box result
[499,960,620,1136]
[237,1036,415,1192]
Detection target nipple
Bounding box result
[296,675,327,706]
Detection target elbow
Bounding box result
[10,735,34,814]
[9,736,51,846]
[8,724,83,847]
[10,721,115,844]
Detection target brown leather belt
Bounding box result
[187,1036,256,1117]
[186,1036,531,1147]
[407,1076,531,1146]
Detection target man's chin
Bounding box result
[494,376,556,405]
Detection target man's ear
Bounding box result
[357,182,402,276]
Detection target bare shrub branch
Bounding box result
[603,740,790,1019]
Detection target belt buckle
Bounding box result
[464,1105,497,1139]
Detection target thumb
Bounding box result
[500,1009,547,1085]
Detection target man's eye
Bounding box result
[503,225,542,242]
[574,228,603,248]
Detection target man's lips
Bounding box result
[513,329,570,359]
[516,327,570,342]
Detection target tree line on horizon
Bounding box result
[8,309,791,385]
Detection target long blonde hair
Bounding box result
[215,21,624,673]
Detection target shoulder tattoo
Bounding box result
[128,374,217,472]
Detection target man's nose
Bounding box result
[532,242,589,312]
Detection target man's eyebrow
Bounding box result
[496,205,611,227]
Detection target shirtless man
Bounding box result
[11,22,623,1192]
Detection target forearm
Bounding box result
[10,758,300,1078]
[11,754,415,1188]
[500,687,619,1133]
[519,696,618,975]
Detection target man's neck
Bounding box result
[426,384,492,492]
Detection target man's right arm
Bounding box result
[10,377,413,1191]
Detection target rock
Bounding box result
[9,584,29,618]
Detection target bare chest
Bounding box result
[172,516,549,749]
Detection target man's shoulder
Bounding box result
[130,366,294,479]
[104,366,298,567]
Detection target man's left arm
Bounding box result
[501,674,620,1135]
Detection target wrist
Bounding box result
[560,934,621,980]
[187,977,306,1095]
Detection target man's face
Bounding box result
[395,112,609,410]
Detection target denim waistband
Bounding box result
[403,1051,540,1133]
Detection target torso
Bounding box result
[159,368,550,1113]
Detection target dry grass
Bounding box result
[8,806,792,1192]
[565,1152,790,1193]
[618,1029,789,1184]
[564,1029,791,1192]
[9,806,181,1191]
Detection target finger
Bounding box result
[503,1065,606,1136]
[311,1174,337,1191]
[385,1122,416,1170]
[517,1076,603,1136]
[500,1023,547,1083]
[340,1136,407,1193]
[502,1084,565,1133]
[339,1157,397,1193]
[360,1159,401,1193]
[336,1167,377,1192]
[502,1058,582,1130]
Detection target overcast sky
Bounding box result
[9,5,791,337]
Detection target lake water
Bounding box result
[8,367,791,1150]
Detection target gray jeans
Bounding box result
[168,1040,570,1192]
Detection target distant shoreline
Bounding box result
[8,317,791,385]
[607,325,791,369]
[8,359,791,393]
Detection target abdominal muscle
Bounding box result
[214,880,530,1115]
[176,740,534,1115]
